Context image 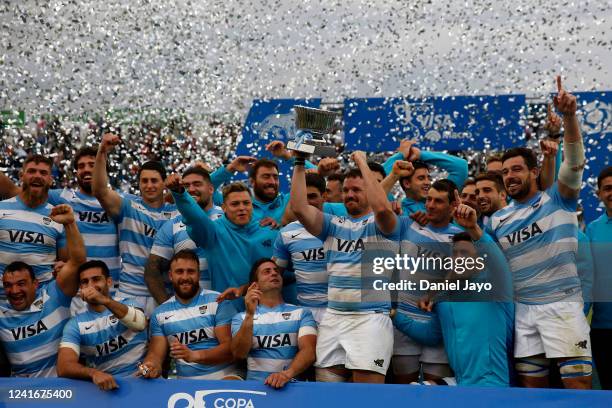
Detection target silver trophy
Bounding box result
[286,105,338,157]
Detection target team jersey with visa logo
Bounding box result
[59,298,148,377]
[150,207,223,290]
[0,197,66,298]
[398,217,464,317]
[150,289,237,378]
[317,212,400,313]
[487,184,581,304]
[115,197,178,296]
[274,221,328,308]
[48,188,121,283]
[0,281,72,377]
[231,303,317,381]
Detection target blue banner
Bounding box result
[0,378,610,408]
[235,99,322,191]
[572,91,612,223]
[343,95,526,152]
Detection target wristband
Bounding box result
[294,158,306,166]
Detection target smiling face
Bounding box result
[139,169,165,204]
[502,156,538,201]
[251,165,279,202]
[183,173,214,209]
[401,168,431,201]
[169,257,200,301]
[476,179,506,216]
[3,269,38,311]
[598,176,612,213]
[460,184,479,213]
[222,191,253,226]
[75,155,96,194]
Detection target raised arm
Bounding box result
[412,146,469,190]
[92,133,123,218]
[381,160,415,195]
[539,139,560,191]
[51,205,86,298]
[231,283,259,360]
[289,155,324,237]
[353,151,397,235]
[144,254,171,304]
[554,76,585,199]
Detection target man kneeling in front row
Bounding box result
[232,258,317,388]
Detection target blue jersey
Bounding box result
[0,281,72,377]
[48,188,120,283]
[317,212,400,313]
[252,193,290,224]
[401,197,426,216]
[274,221,327,308]
[398,217,463,313]
[150,289,237,378]
[150,207,223,290]
[60,298,148,377]
[173,191,278,292]
[586,212,612,328]
[487,185,581,304]
[383,151,469,190]
[115,196,178,296]
[231,303,317,381]
[0,197,66,298]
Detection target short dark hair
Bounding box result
[367,161,386,179]
[4,261,35,281]
[249,258,277,283]
[452,232,473,243]
[475,172,505,193]
[344,168,362,180]
[73,146,98,170]
[222,182,252,202]
[501,147,538,170]
[23,154,53,170]
[306,173,326,194]
[598,166,612,189]
[182,166,212,183]
[327,172,345,184]
[138,160,167,180]
[400,160,429,185]
[249,159,279,179]
[77,260,110,278]
[170,249,200,270]
[430,179,459,204]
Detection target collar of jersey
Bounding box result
[16,195,49,212]
[511,190,542,209]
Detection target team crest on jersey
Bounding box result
[362,219,368,226]
[33,299,43,310]
[282,312,292,320]
[163,212,173,219]
[42,216,52,225]
[199,305,208,314]
[109,315,119,325]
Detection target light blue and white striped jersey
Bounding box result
[398,218,463,321]
[231,303,317,381]
[0,197,66,298]
[60,298,148,377]
[150,206,223,290]
[274,221,327,308]
[317,213,400,313]
[48,188,120,283]
[150,289,236,378]
[487,184,581,304]
[0,281,72,377]
[115,197,178,296]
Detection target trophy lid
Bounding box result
[294,105,338,134]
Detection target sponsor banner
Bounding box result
[342,95,526,151]
[569,91,612,223]
[1,378,611,408]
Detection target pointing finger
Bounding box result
[556,75,562,93]
[454,189,461,203]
